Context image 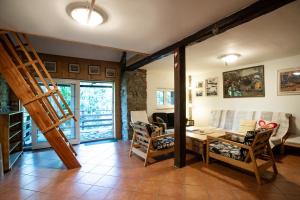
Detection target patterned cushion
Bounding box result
[209,141,244,161]
[256,119,279,136]
[134,121,159,137]
[152,137,175,150]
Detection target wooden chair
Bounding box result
[206,129,278,184]
[129,122,174,166]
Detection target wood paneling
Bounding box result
[39,53,122,140]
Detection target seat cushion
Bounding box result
[285,134,300,146]
[152,137,175,150]
[209,141,244,161]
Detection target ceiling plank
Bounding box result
[126,0,295,71]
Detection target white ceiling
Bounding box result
[142,1,300,73]
[0,0,256,54]
[27,35,136,62]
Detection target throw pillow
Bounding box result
[256,119,279,136]
[239,120,257,135]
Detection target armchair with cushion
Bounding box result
[207,129,278,184]
[129,121,174,166]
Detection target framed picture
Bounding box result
[88,65,101,75]
[206,77,218,96]
[195,81,204,97]
[223,65,265,98]
[44,61,56,73]
[196,90,203,97]
[69,64,80,73]
[106,67,116,78]
[195,81,204,89]
[278,67,300,95]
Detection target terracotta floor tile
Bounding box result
[0,188,34,200]
[89,166,112,175]
[105,189,134,200]
[21,177,53,192]
[131,192,157,200]
[77,173,104,185]
[25,192,78,200]
[40,181,91,198]
[94,175,120,188]
[78,186,111,200]
[1,141,300,200]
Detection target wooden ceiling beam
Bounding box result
[126,0,295,71]
[120,51,127,74]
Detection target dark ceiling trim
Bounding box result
[126,0,295,71]
[120,51,127,74]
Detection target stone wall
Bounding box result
[0,76,9,112]
[121,69,147,140]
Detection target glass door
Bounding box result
[31,79,80,149]
[79,82,114,142]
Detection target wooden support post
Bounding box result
[174,47,186,168]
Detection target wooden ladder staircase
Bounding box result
[0,30,81,169]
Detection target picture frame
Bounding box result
[206,77,218,96]
[68,63,80,73]
[88,65,101,75]
[195,81,204,89]
[223,65,265,98]
[278,67,300,95]
[195,81,204,97]
[105,67,116,78]
[44,61,56,73]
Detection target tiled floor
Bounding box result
[1,141,300,200]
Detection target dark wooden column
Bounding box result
[174,46,186,168]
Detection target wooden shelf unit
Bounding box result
[0,111,23,171]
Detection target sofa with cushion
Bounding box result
[198,110,292,148]
[152,112,175,129]
[152,112,194,132]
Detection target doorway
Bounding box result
[79,82,114,142]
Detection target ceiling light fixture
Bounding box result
[68,0,104,27]
[219,53,241,65]
[293,71,300,76]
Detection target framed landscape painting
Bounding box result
[206,77,218,96]
[223,65,265,98]
[278,67,300,95]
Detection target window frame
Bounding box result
[156,88,174,109]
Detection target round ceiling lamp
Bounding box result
[67,0,104,27]
[293,71,300,76]
[219,53,241,65]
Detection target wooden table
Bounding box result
[186,131,225,162]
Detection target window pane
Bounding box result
[156,90,164,105]
[166,91,175,105]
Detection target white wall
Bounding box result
[146,69,174,117]
[146,54,300,135]
[192,54,300,135]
